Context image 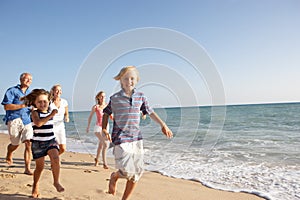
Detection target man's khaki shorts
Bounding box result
[7,118,33,145]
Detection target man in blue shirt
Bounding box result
[1,72,33,175]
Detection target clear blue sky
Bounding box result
[1,0,300,114]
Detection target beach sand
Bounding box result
[0,133,264,200]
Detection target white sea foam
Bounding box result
[143,146,299,200]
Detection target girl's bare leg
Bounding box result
[101,139,109,169]
[48,149,64,192]
[32,157,45,198]
[94,132,102,166]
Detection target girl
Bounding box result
[102,66,173,200]
[22,89,64,198]
[86,91,110,168]
[50,84,69,155]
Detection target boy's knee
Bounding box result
[7,143,19,151]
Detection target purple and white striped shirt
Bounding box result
[103,89,154,145]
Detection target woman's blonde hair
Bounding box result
[49,84,61,101]
[114,66,140,82]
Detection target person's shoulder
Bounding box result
[6,85,19,92]
[61,98,68,105]
[92,104,100,111]
[32,109,39,115]
[111,90,122,98]
[134,90,146,97]
[136,91,145,95]
[3,85,21,98]
[49,102,56,108]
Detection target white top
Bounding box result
[50,98,68,125]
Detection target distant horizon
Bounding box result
[49,100,300,113]
[4,102,300,115]
[1,100,299,115]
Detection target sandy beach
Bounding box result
[0,133,264,200]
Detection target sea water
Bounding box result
[1,103,299,200]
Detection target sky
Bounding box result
[1,0,300,114]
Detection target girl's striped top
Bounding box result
[31,110,56,141]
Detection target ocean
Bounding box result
[1,102,299,200]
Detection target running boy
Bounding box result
[102,66,173,200]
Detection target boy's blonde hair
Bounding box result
[114,66,140,82]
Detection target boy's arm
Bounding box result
[149,112,173,138]
[102,113,111,142]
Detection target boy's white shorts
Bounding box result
[113,140,144,182]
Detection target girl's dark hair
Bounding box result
[20,88,50,107]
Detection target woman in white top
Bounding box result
[50,84,69,155]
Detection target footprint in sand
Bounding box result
[0,173,16,178]
[0,185,9,192]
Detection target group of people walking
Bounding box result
[1,66,173,200]
[1,73,69,197]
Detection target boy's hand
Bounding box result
[102,129,112,142]
[162,125,173,138]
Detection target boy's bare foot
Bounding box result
[94,158,99,166]
[24,169,33,175]
[103,164,109,169]
[32,185,40,198]
[108,172,117,195]
[31,192,40,198]
[6,155,13,165]
[54,183,65,193]
[31,193,40,198]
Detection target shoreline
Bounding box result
[0,132,265,200]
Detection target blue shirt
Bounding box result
[1,84,31,125]
[104,89,154,145]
